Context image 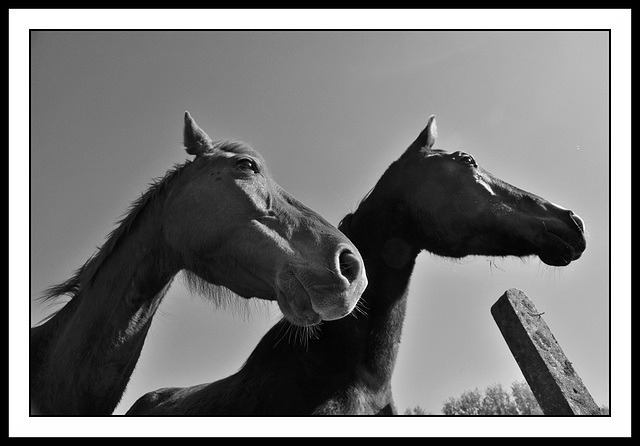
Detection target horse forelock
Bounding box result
[214,140,265,162]
[40,160,192,305]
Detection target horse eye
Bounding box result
[236,159,258,173]
[458,154,477,167]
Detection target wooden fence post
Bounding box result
[491,288,600,415]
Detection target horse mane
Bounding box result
[338,177,379,238]
[38,140,268,318]
[40,159,192,305]
[337,171,389,241]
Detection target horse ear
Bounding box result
[404,115,437,156]
[183,111,214,156]
[423,115,437,149]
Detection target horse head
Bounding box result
[369,115,586,267]
[162,112,367,326]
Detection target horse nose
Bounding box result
[306,243,367,321]
[337,247,364,284]
[570,211,586,233]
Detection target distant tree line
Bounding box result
[404,380,609,415]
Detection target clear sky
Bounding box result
[14,9,630,438]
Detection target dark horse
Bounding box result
[30,112,367,415]
[126,115,586,415]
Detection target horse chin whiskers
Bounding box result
[273,320,321,351]
[485,258,506,274]
[351,296,370,320]
[534,261,564,283]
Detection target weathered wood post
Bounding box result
[491,288,600,415]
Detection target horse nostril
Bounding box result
[570,212,586,233]
[338,249,362,283]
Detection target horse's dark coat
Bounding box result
[126,115,586,416]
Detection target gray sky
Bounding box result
[13,9,630,438]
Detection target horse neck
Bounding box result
[30,195,179,415]
[326,198,421,383]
